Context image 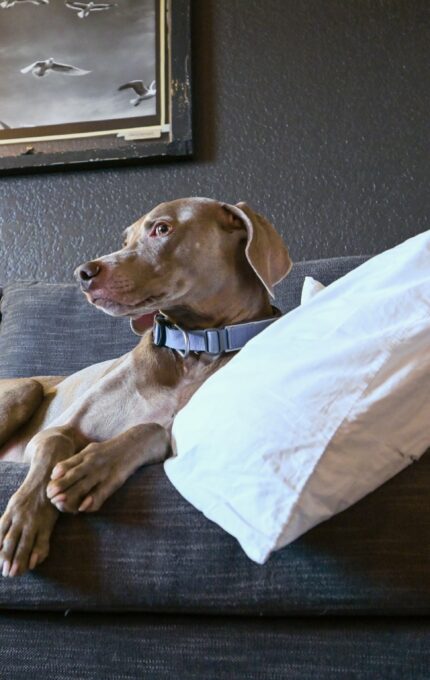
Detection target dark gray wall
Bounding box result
[0,0,428,283]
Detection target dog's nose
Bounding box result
[75,261,101,285]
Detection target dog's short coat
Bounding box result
[0,198,291,577]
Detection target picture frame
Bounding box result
[0,0,192,174]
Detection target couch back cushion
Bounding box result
[0,256,367,378]
[0,282,139,378]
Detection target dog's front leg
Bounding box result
[0,426,87,577]
[46,423,170,514]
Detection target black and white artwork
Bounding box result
[0,0,160,141]
[0,0,192,173]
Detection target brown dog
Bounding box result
[0,198,291,577]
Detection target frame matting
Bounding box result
[0,0,192,173]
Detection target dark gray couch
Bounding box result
[0,256,429,679]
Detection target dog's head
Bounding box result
[75,197,292,326]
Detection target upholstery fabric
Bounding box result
[274,255,367,313]
[0,256,368,378]
[0,612,429,680]
[0,282,138,377]
[0,459,429,615]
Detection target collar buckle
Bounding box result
[152,308,282,357]
[153,315,166,347]
[172,324,191,358]
[204,328,228,354]
[153,314,191,358]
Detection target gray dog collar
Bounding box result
[151,309,282,358]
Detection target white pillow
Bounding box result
[166,231,430,564]
[300,276,325,303]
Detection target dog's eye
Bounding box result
[150,222,173,238]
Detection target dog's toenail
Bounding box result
[29,553,39,570]
[78,496,93,512]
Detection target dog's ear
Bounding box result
[222,202,292,298]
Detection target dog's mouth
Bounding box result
[90,294,161,317]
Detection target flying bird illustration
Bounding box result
[0,120,11,129]
[65,1,115,18]
[20,58,91,77]
[118,80,156,107]
[0,0,49,7]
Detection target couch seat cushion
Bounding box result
[0,456,428,616]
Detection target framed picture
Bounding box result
[0,0,192,173]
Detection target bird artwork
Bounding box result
[118,80,156,107]
[20,58,91,77]
[65,1,116,18]
[0,0,49,7]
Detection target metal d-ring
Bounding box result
[172,323,190,358]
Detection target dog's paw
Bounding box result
[46,444,124,514]
[0,490,58,577]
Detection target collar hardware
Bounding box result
[152,309,281,357]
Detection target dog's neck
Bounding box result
[159,303,274,331]
[160,283,274,331]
